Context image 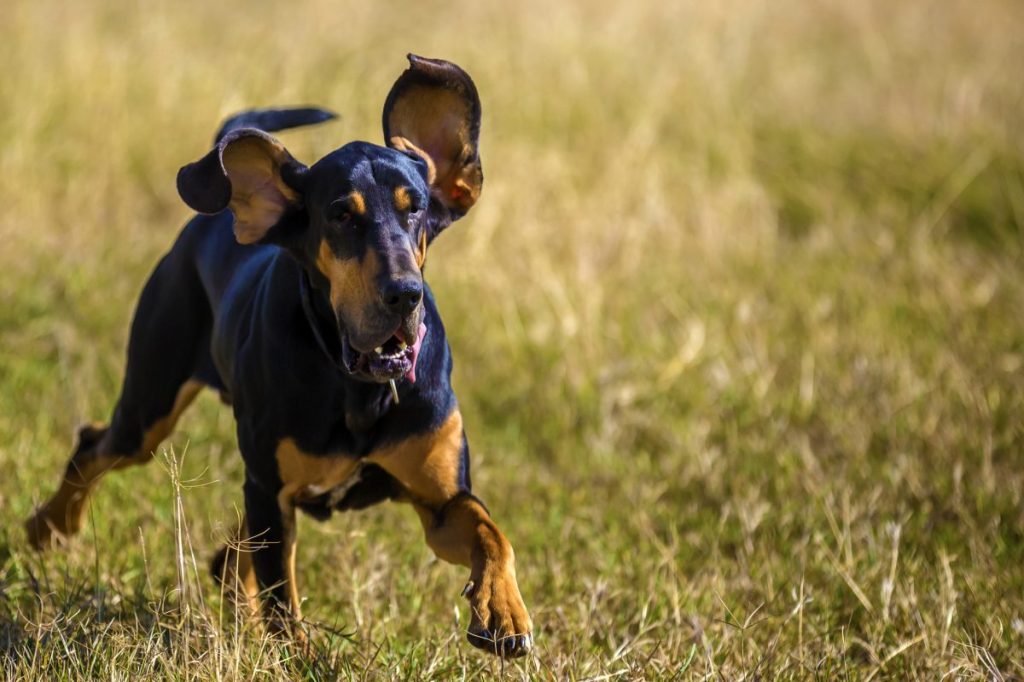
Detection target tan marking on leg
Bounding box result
[366,409,532,655]
[216,519,261,618]
[366,410,463,507]
[272,438,359,624]
[410,496,508,568]
[139,379,204,457]
[275,491,302,620]
[25,380,203,550]
[412,495,530,653]
[25,424,109,548]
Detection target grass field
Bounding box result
[2,0,1024,678]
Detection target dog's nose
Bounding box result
[382,278,423,316]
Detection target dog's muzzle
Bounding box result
[341,322,427,383]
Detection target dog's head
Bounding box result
[177,55,482,383]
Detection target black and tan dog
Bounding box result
[24,55,533,658]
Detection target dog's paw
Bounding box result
[24,509,68,552]
[464,568,533,658]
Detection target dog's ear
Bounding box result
[177,129,307,244]
[383,54,482,238]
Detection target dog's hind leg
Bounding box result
[25,244,212,550]
[24,378,204,550]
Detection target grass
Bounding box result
[1,0,1023,678]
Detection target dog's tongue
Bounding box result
[406,323,427,383]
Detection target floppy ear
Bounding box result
[177,128,307,244]
[383,54,483,236]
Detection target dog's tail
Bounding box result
[213,107,338,144]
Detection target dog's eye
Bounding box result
[325,200,353,226]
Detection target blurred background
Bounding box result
[1,0,1022,678]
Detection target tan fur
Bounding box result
[389,136,437,185]
[222,138,301,244]
[386,88,482,213]
[366,410,464,506]
[275,437,360,504]
[411,495,530,644]
[347,190,366,216]
[274,437,360,620]
[216,519,261,618]
[315,239,381,327]
[393,186,412,212]
[366,409,531,647]
[139,380,205,456]
[277,492,301,618]
[416,227,427,268]
[25,380,204,549]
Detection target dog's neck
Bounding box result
[297,268,345,369]
[297,268,395,434]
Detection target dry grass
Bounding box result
[2,0,1023,679]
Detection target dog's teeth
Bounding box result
[375,346,383,353]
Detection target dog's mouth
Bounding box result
[342,323,427,383]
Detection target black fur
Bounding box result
[118,58,475,611]
[24,56,536,658]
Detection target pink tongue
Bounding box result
[406,323,427,383]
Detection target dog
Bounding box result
[24,55,533,658]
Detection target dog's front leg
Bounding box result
[413,493,533,657]
[369,410,533,657]
[242,477,305,639]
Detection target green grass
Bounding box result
[2,0,1024,678]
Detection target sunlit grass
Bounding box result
[1,0,1023,678]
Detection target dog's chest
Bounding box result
[275,437,361,504]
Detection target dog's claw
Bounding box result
[466,627,533,658]
[462,562,532,658]
[511,633,534,656]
